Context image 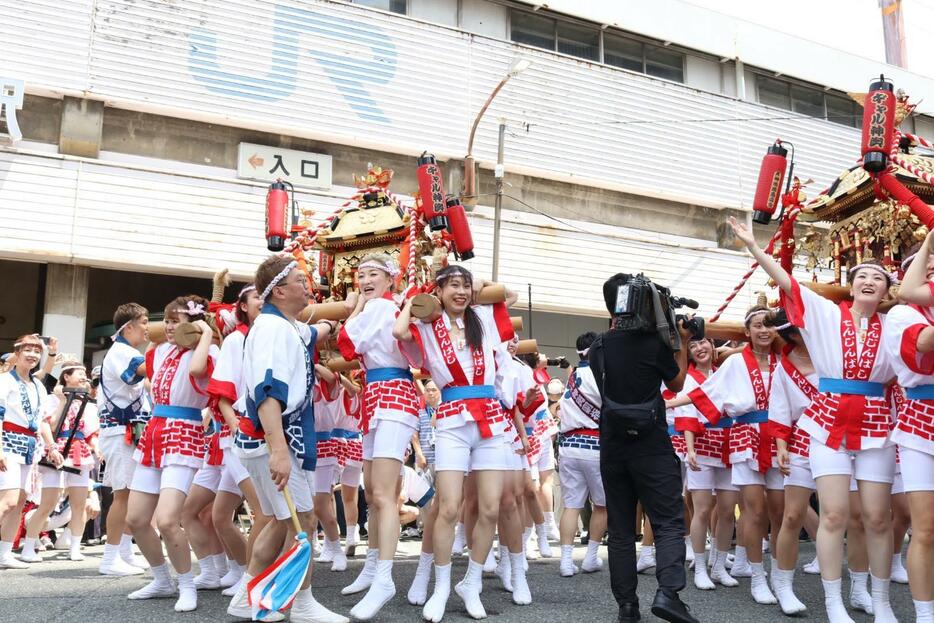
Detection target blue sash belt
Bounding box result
[525,425,535,436]
[58,430,85,440]
[906,385,934,400]
[441,385,496,402]
[332,428,362,440]
[367,367,413,383]
[818,378,885,397]
[152,405,202,421]
[733,410,769,425]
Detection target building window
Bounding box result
[557,21,599,61]
[757,76,791,110]
[645,46,684,82]
[604,33,644,72]
[826,94,861,128]
[511,11,555,51]
[758,74,862,128]
[509,10,684,81]
[352,0,406,14]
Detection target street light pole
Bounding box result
[491,122,506,282]
[462,58,530,207]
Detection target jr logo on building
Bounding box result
[188,2,397,123]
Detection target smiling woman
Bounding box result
[727,216,901,622]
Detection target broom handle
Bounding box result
[281,485,304,535]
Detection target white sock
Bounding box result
[408,552,434,606]
[915,599,934,623]
[70,533,84,557]
[823,578,855,623]
[21,537,38,556]
[212,553,228,576]
[773,567,806,614]
[455,558,486,619]
[119,534,134,555]
[734,545,748,566]
[544,511,555,525]
[350,559,396,620]
[750,562,776,604]
[347,524,359,544]
[870,574,897,621]
[175,571,197,612]
[585,539,600,561]
[198,556,216,576]
[0,541,12,557]
[510,552,531,605]
[152,563,172,583]
[102,542,118,560]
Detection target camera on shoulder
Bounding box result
[606,273,704,348]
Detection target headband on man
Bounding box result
[260,260,299,301]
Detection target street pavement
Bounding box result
[0,539,915,622]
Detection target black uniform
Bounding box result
[590,329,686,609]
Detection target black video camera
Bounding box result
[610,274,703,348]
[546,356,571,369]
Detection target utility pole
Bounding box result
[879,0,907,68]
[491,121,506,282]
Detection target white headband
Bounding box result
[14,334,43,349]
[577,348,590,357]
[176,301,206,317]
[774,321,793,331]
[239,284,257,297]
[260,260,298,301]
[848,263,897,284]
[901,253,918,272]
[358,260,400,278]
[744,309,769,324]
[110,319,132,342]
[60,363,85,373]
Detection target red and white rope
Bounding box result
[407,207,420,286]
[903,132,934,150]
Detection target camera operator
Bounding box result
[589,273,698,623]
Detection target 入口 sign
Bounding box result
[237,143,333,190]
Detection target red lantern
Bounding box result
[265,180,291,252]
[445,196,475,261]
[318,251,333,285]
[861,76,896,173]
[416,153,448,231]
[752,141,787,225]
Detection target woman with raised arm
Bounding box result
[882,229,934,623]
[336,253,422,621]
[393,264,518,623]
[728,216,898,623]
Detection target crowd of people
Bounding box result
[1,225,934,623]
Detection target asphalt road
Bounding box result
[0,540,914,622]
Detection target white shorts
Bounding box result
[809,439,896,484]
[686,465,737,492]
[534,440,555,473]
[314,463,339,495]
[784,455,816,490]
[131,463,199,495]
[340,464,362,488]
[899,447,934,492]
[100,434,136,491]
[0,460,32,491]
[504,447,525,471]
[559,456,605,508]
[731,460,784,490]
[192,464,223,492]
[435,424,508,473]
[240,452,313,521]
[38,465,91,490]
[362,419,417,462]
[218,451,250,496]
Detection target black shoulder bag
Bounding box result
[592,336,661,434]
